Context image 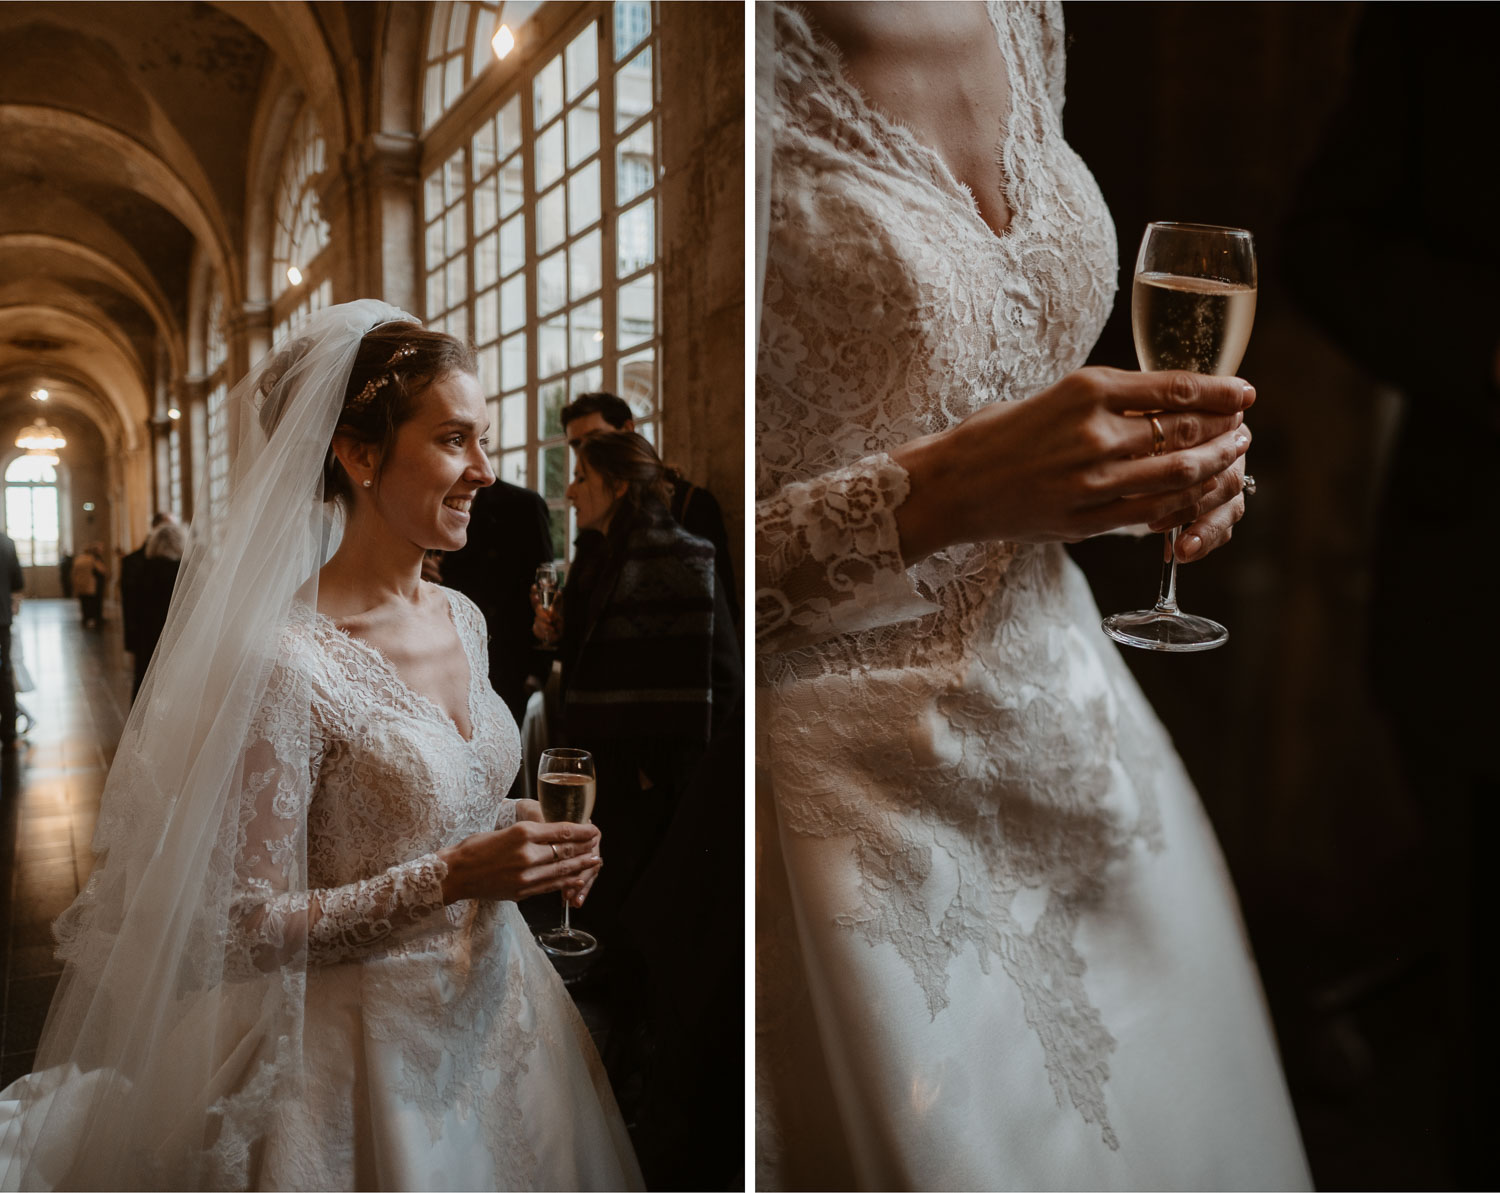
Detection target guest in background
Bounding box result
[560,392,740,637]
[532,430,742,1188]
[120,512,177,697]
[130,520,185,699]
[534,430,740,935]
[1,528,22,753]
[437,480,554,725]
[69,543,106,628]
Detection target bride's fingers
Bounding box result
[1100,368,1255,418]
[1147,461,1246,534]
[1174,490,1247,562]
[1113,409,1242,459]
[1097,423,1249,507]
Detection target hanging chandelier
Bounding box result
[16,416,66,465]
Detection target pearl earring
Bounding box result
[362,479,372,488]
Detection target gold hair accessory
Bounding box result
[347,344,418,412]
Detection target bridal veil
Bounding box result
[0,300,417,1189]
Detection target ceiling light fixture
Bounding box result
[16,417,66,459]
[31,388,48,402]
[167,408,182,421]
[286,265,303,286]
[492,24,515,59]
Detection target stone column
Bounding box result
[324,132,423,310]
[656,3,745,584]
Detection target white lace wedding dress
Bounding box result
[755,4,1312,1189]
[0,586,641,1191]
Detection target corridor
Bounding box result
[0,598,128,1088]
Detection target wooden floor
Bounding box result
[0,598,128,1088]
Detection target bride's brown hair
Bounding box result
[323,322,477,507]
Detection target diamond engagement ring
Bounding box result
[1243,474,1257,497]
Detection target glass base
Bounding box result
[1101,608,1229,652]
[537,926,597,956]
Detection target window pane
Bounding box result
[567,99,600,169]
[473,173,498,235]
[476,228,499,283]
[617,121,654,203]
[614,1,650,60]
[499,274,526,333]
[471,6,498,76]
[565,24,598,100]
[476,342,499,394]
[617,273,655,347]
[549,513,566,561]
[6,455,56,482]
[447,2,470,52]
[534,55,564,126]
[539,315,567,378]
[498,94,523,157]
[618,346,656,415]
[426,270,446,317]
[502,332,527,391]
[535,120,564,191]
[444,55,464,111]
[445,205,466,256]
[423,65,443,129]
[538,249,566,315]
[471,119,497,181]
[446,304,468,341]
[425,218,446,270]
[536,185,566,254]
[570,366,604,399]
[499,448,526,487]
[499,158,524,217]
[445,149,466,206]
[446,257,468,308]
[427,7,448,59]
[617,197,655,275]
[616,46,652,132]
[476,286,498,344]
[424,168,444,215]
[542,442,567,498]
[568,161,601,235]
[499,214,525,277]
[571,298,603,363]
[501,391,526,447]
[570,228,602,300]
[539,387,566,442]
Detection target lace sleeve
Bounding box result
[228,653,450,976]
[755,453,938,655]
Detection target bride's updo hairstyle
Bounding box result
[321,321,477,507]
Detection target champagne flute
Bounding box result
[535,562,559,610]
[534,747,597,956]
[1101,221,1257,652]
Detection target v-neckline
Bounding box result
[784,0,1026,250]
[316,587,478,745]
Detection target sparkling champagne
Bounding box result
[538,772,595,824]
[538,584,556,610]
[1131,272,1257,376]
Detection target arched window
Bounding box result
[272,104,335,346]
[421,2,660,560]
[4,454,63,566]
[422,1,503,131]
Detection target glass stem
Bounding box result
[1154,528,1181,615]
[561,894,572,936]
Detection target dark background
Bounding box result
[1061,3,1453,1188]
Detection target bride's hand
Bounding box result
[890,366,1254,563]
[438,820,602,905]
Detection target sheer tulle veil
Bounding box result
[0,300,417,1189]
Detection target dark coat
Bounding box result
[439,480,555,725]
[668,472,740,638]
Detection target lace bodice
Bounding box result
[230,586,520,975]
[755,0,1118,681]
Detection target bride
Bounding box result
[0,300,643,1190]
[756,4,1311,1189]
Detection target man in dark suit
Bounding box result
[437,480,554,725]
[120,512,176,698]
[1,529,23,752]
[560,391,741,638]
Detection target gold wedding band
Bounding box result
[551,844,561,862]
[1149,415,1166,456]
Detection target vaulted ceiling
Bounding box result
[0,1,381,447]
